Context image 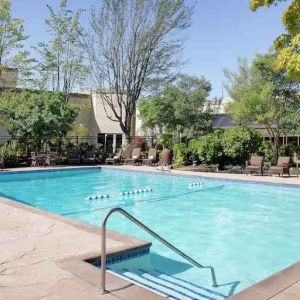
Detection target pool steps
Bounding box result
[110,267,225,300]
[120,188,153,196]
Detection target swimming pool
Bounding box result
[0,167,300,299]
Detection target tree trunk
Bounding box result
[266,125,280,162]
[123,125,131,144]
[57,135,64,156]
[273,135,280,161]
[120,112,133,144]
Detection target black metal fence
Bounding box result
[0,134,159,153]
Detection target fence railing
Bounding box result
[0,135,159,153]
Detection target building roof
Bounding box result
[212,113,269,129]
[212,114,236,128]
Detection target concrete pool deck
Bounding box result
[2,164,300,185]
[0,196,163,300]
[103,164,300,186]
[1,165,300,299]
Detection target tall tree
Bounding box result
[250,0,300,79]
[138,74,212,139]
[0,0,30,80]
[225,54,300,159]
[35,0,88,95]
[84,0,193,141]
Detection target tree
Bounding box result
[84,0,193,141]
[0,90,80,150]
[35,0,88,95]
[138,74,213,139]
[225,54,300,158]
[222,127,263,165]
[0,0,31,84]
[250,0,300,79]
[188,130,225,165]
[68,123,89,137]
[138,93,174,136]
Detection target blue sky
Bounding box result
[12,0,288,97]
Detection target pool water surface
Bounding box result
[0,167,300,297]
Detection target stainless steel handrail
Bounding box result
[100,207,218,294]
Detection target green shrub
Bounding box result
[188,128,263,167]
[279,143,296,157]
[222,127,263,165]
[0,140,26,167]
[172,143,187,167]
[188,130,225,165]
[258,140,273,161]
[294,146,300,156]
[156,134,175,149]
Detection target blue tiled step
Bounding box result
[110,267,225,300]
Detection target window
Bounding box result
[106,134,113,153]
[97,133,105,145]
[116,134,122,149]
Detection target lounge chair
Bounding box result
[49,152,58,166]
[68,151,81,165]
[30,152,36,167]
[292,153,300,178]
[106,148,123,165]
[121,147,131,163]
[0,156,4,170]
[142,148,157,166]
[124,148,142,165]
[43,152,58,167]
[245,156,264,175]
[82,150,96,164]
[36,153,47,167]
[269,156,291,177]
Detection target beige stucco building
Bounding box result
[69,91,129,152]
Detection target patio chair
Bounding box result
[68,151,81,165]
[82,150,96,164]
[121,147,131,163]
[36,153,47,167]
[0,156,4,170]
[142,148,157,166]
[48,152,58,166]
[124,147,142,165]
[269,156,291,177]
[44,152,58,167]
[106,148,123,165]
[245,156,264,175]
[292,153,300,178]
[30,152,36,167]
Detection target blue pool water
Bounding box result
[1,167,300,298]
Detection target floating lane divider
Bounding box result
[63,185,225,217]
[188,182,204,187]
[120,188,153,196]
[84,194,109,201]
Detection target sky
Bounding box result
[12,0,288,98]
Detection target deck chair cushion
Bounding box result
[277,157,290,166]
[250,156,263,166]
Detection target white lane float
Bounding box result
[188,182,204,187]
[120,188,153,196]
[84,194,109,201]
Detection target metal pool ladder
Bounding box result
[100,207,218,294]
